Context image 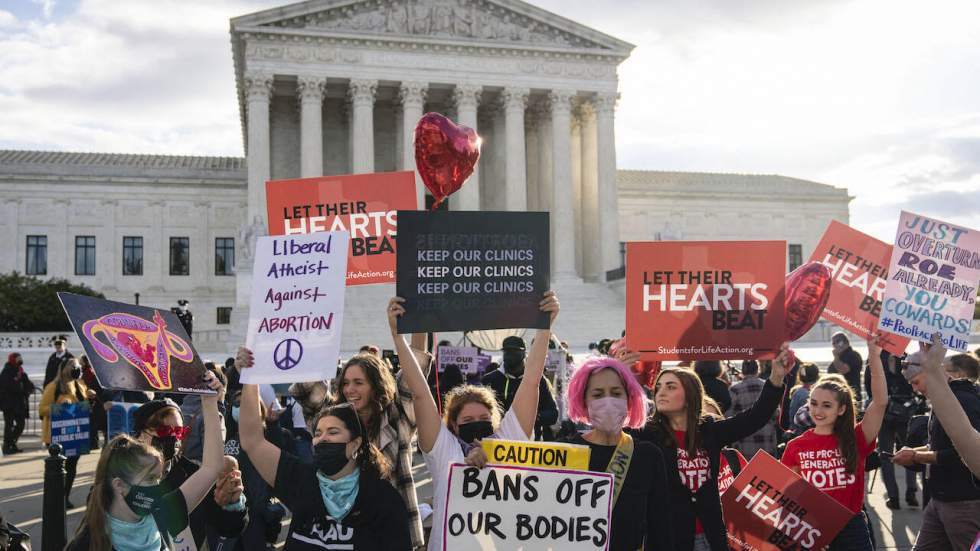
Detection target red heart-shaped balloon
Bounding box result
[414,112,481,209]
[784,261,833,341]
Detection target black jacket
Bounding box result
[632,379,783,551]
[163,454,249,547]
[43,351,73,388]
[0,362,34,416]
[481,368,558,436]
[927,379,980,502]
[700,377,732,413]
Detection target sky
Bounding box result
[1,0,979,241]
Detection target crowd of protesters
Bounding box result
[1,300,980,551]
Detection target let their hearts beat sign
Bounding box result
[265,171,418,285]
[810,221,910,356]
[879,211,980,351]
[58,293,214,395]
[442,463,612,551]
[625,241,787,360]
[244,232,348,383]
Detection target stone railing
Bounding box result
[0,332,80,350]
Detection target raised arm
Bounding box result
[713,342,787,446]
[859,336,888,446]
[179,372,224,511]
[388,298,442,453]
[511,291,559,439]
[234,347,281,487]
[920,334,980,477]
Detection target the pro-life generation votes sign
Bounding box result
[442,463,612,551]
[265,171,417,285]
[810,221,910,356]
[396,211,550,333]
[625,241,787,361]
[58,293,215,395]
[722,451,852,551]
[244,232,348,384]
[880,211,980,352]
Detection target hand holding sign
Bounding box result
[769,342,792,387]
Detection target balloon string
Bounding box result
[430,197,444,211]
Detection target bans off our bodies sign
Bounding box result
[626,241,786,361]
[810,221,910,356]
[265,171,417,285]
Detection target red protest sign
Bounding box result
[809,220,910,355]
[723,451,853,551]
[265,171,418,285]
[625,241,786,361]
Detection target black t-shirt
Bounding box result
[65,489,188,551]
[562,434,674,551]
[273,450,412,551]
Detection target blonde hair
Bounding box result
[443,385,502,433]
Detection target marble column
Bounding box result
[570,107,583,277]
[535,103,553,213]
[244,72,273,224]
[398,81,428,207]
[580,100,600,281]
[549,90,578,280]
[524,107,539,211]
[502,86,529,211]
[451,83,481,211]
[348,78,377,174]
[596,92,621,279]
[297,76,326,178]
[488,101,506,211]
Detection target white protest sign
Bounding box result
[880,211,980,351]
[436,346,482,375]
[243,232,348,383]
[544,350,565,373]
[442,463,612,551]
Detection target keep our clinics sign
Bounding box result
[244,232,348,383]
[879,211,980,351]
[442,463,612,551]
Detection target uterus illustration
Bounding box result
[82,311,193,390]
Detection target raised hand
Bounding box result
[235,346,254,371]
[770,342,790,386]
[539,290,560,326]
[920,332,947,374]
[387,297,406,335]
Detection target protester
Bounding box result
[235,353,412,551]
[725,359,778,458]
[942,353,979,383]
[131,393,247,549]
[871,350,920,509]
[331,339,430,548]
[388,291,559,551]
[39,356,94,507]
[1,353,34,455]
[632,343,789,551]
[893,341,980,550]
[79,355,110,450]
[787,362,819,435]
[828,332,863,404]
[781,336,888,551]
[694,361,731,414]
[481,334,559,440]
[561,356,674,550]
[42,337,73,388]
[65,370,225,551]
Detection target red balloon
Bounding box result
[414,112,480,209]
[784,261,832,341]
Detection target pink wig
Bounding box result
[566,357,649,429]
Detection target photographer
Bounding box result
[872,350,921,509]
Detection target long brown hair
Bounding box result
[813,374,859,473]
[69,435,163,551]
[313,403,391,480]
[334,354,397,441]
[649,368,707,457]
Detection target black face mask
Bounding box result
[124,481,166,517]
[313,441,351,476]
[70,367,82,380]
[502,350,525,375]
[456,420,494,444]
[151,436,179,461]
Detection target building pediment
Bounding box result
[232,0,633,55]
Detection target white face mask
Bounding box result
[587,396,628,433]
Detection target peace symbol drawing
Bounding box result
[274,338,303,371]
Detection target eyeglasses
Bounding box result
[155,426,191,441]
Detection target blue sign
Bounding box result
[51,402,92,457]
[107,402,141,440]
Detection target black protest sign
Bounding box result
[396,211,550,333]
[58,293,215,395]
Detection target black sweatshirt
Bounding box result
[631,379,783,551]
[163,454,249,547]
[927,379,980,502]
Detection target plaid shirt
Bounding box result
[726,376,778,458]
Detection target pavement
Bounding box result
[1,429,924,550]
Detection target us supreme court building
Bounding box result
[0,0,851,352]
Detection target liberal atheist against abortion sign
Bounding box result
[396,211,550,333]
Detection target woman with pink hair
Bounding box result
[560,357,674,550]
